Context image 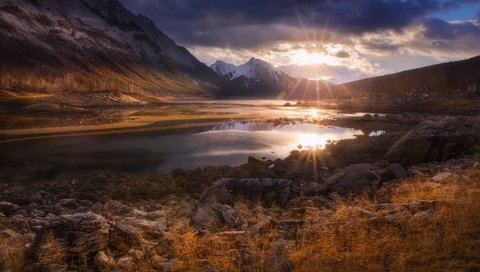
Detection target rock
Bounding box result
[30,209,46,218]
[37,204,65,216]
[117,215,167,237]
[0,201,20,216]
[46,264,68,271]
[28,212,110,270]
[381,210,412,224]
[55,212,108,250]
[57,198,79,210]
[323,164,381,193]
[410,209,435,224]
[363,113,373,120]
[95,251,116,270]
[245,156,273,176]
[199,266,218,272]
[116,256,134,271]
[386,116,480,165]
[110,221,143,250]
[274,219,303,238]
[103,200,132,216]
[0,229,21,241]
[151,255,169,270]
[201,178,292,207]
[60,212,109,234]
[271,159,289,176]
[431,172,460,183]
[252,216,273,233]
[265,253,288,272]
[191,203,236,229]
[128,249,144,260]
[378,163,407,181]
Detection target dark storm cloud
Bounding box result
[362,38,402,53]
[120,0,443,48]
[424,18,480,40]
[441,0,479,10]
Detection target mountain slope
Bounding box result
[333,55,480,99]
[0,0,222,108]
[210,58,334,98]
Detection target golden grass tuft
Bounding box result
[37,231,66,268]
[0,232,26,272]
[289,167,480,272]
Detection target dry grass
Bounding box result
[1,165,479,271]
[0,63,206,97]
[0,231,26,272]
[37,231,66,268]
[164,223,240,271]
[289,167,480,272]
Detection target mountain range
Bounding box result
[210,57,333,98]
[0,0,479,109]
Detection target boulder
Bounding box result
[28,212,110,270]
[201,178,292,207]
[378,163,407,181]
[431,172,461,183]
[94,251,116,271]
[409,209,435,225]
[386,116,480,165]
[191,203,236,229]
[57,212,110,253]
[245,156,274,177]
[0,201,20,216]
[116,256,134,271]
[323,164,381,193]
[110,221,143,250]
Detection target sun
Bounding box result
[290,49,338,66]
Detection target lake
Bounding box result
[0,100,382,180]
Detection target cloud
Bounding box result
[119,0,480,83]
[335,51,350,58]
[361,38,402,53]
[120,0,442,48]
[423,18,480,39]
[279,63,377,84]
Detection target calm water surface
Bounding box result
[0,100,383,180]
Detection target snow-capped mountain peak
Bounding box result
[209,57,295,96]
[209,57,278,80]
[210,60,238,79]
[209,57,334,98]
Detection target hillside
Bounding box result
[0,0,223,109]
[328,55,480,100]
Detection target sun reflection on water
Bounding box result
[309,108,319,119]
[298,133,326,149]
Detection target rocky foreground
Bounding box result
[0,115,480,271]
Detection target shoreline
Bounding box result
[0,100,440,143]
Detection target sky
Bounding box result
[120,0,480,83]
